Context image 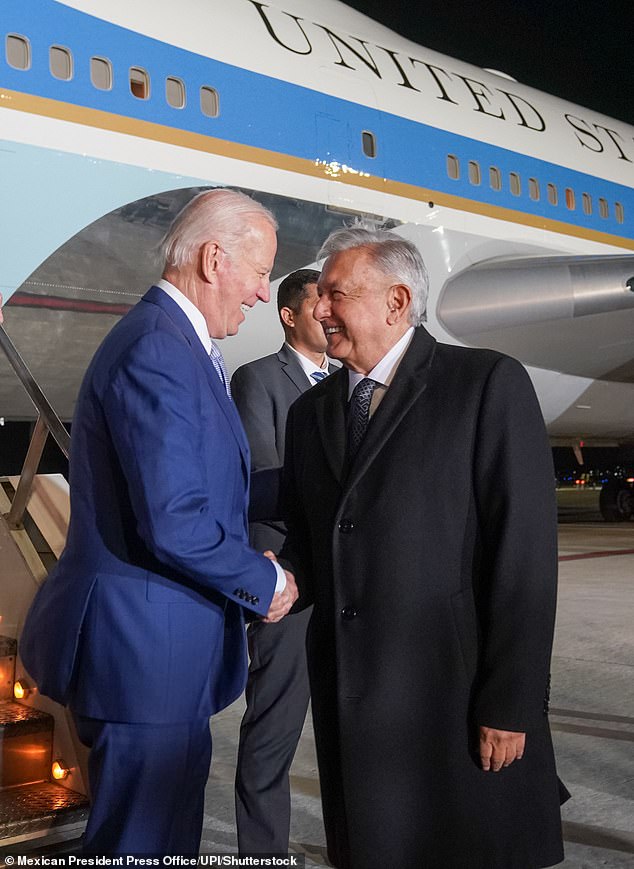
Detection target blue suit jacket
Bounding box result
[20,286,277,723]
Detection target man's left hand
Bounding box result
[479,726,525,772]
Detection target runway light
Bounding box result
[51,759,70,780]
[13,679,33,700]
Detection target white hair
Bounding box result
[318,226,429,325]
[159,188,278,270]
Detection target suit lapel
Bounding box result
[142,287,250,471]
[277,344,338,393]
[344,328,437,492]
[315,368,348,484]
[277,344,310,395]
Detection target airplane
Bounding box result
[1,0,633,520]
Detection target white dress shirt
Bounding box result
[347,327,415,416]
[156,279,212,354]
[285,342,329,384]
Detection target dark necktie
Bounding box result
[347,378,378,459]
[311,370,327,384]
[209,342,231,398]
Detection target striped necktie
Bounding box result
[311,370,327,384]
[347,378,378,459]
[209,342,231,398]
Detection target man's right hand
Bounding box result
[263,570,298,623]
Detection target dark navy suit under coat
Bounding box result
[20,286,278,725]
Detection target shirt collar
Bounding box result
[156,278,212,355]
[347,327,415,399]
[285,342,328,383]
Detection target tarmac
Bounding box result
[201,516,634,868]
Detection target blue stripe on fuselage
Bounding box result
[2,0,632,239]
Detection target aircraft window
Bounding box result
[446,155,460,180]
[615,202,624,224]
[565,188,576,210]
[547,183,558,206]
[6,34,31,70]
[362,130,377,158]
[582,193,592,215]
[599,197,609,218]
[130,67,150,100]
[91,57,113,91]
[489,166,502,190]
[468,161,481,185]
[509,172,521,196]
[200,86,220,118]
[49,45,73,81]
[166,76,186,109]
[528,178,540,201]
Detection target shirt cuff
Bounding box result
[273,561,287,592]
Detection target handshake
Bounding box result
[262,550,298,623]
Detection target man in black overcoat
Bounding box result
[280,227,567,869]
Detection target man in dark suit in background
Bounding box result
[20,189,298,856]
[280,227,566,869]
[232,269,336,855]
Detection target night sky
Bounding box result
[344,0,634,127]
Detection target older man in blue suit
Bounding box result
[20,189,298,855]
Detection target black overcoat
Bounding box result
[281,327,565,869]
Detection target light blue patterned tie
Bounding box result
[347,378,378,459]
[311,370,327,384]
[209,342,231,398]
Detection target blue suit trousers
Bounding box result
[74,714,212,855]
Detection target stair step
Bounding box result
[0,701,53,735]
[0,702,54,789]
[0,781,89,842]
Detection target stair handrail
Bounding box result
[0,322,71,528]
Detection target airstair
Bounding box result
[0,323,88,854]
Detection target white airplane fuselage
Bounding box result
[1,0,633,444]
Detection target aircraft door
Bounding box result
[315,112,351,169]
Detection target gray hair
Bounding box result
[159,188,278,270]
[318,226,428,325]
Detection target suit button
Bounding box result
[341,606,357,620]
[338,519,354,533]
